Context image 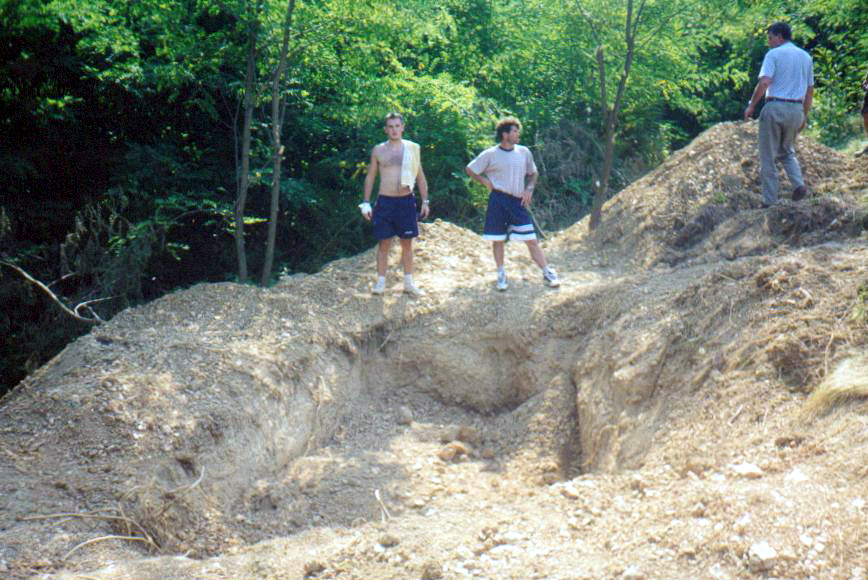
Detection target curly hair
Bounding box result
[495,117,522,142]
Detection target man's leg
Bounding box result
[399,237,414,274]
[758,105,782,205]
[399,237,422,295]
[524,239,547,269]
[371,238,392,294]
[864,112,868,137]
[526,239,560,287]
[376,238,392,277]
[492,241,505,268]
[777,107,805,194]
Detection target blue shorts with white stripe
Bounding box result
[482,190,536,242]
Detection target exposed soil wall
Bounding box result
[1,122,867,580]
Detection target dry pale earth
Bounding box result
[1,122,868,580]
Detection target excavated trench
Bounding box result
[113,277,695,557]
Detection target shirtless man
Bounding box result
[360,112,429,295]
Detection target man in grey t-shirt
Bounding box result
[744,21,814,207]
[465,117,559,291]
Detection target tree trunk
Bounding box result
[588,0,639,231]
[234,0,263,283]
[261,0,297,286]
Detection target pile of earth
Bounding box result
[1,121,867,580]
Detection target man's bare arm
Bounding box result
[521,172,538,208]
[800,85,814,132]
[465,166,494,191]
[359,148,379,220]
[417,164,430,219]
[363,148,379,202]
[744,76,772,121]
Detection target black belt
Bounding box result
[766,97,803,103]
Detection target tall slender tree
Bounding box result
[235,0,264,283]
[262,0,297,285]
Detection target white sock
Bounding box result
[404,274,414,285]
[377,276,386,285]
[497,266,505,275]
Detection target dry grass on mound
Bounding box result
[738,252,868,392]
[803,353,868,417]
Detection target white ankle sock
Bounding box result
[404,274,414,285]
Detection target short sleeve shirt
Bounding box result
[467,145,537,197]
[759,41,814,101]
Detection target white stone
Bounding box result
[785,467,809,483]
[500,531,524,543]
[621,565,645,580]
[748,541,778,571]
[560,484,580,500]
[731,462,764,479]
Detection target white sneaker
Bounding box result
[372,278,386,295]
[496,270,508,291]
[403,281,423,296]
[543,267,560,287]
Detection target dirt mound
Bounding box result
[2,123,868,580]
[557,122,868,267]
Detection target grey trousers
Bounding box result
[758,101,805,204]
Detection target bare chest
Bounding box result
[377,145,404,168]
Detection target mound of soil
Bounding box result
[569,122,868,267]
[2,122,868,580]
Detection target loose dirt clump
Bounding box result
[1,121,868,580]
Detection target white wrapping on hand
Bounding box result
[359,201,372,218]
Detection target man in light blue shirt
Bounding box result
[744,22,814,207]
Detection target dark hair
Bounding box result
[495,117,522,142]
[767,22,792,41]
[384,112,404,126]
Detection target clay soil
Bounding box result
[2,122,868,580]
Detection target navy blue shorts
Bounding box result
[482,190,536,242]
[372,195,418,240]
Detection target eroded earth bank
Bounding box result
[2,123,868,580]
